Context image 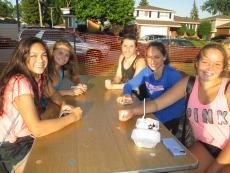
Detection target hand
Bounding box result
[71,83,87,96]
[77,83,87,92]
[105,79,112,89]
[69,107,83,122]
[118,109,134,121]
[60,104,73,113]
[117,95,133,105]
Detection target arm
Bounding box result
[118,77,188,121]
[117,67,147,105]
[58,83,87,96]
[15,94,82,137]
[105,55,124,89]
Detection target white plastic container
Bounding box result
[131,117,160,148]
[136,118,159,130]
[131,128,161,148]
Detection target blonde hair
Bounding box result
[49,39,80,84]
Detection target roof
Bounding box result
[136,19,181,27]
[136,5,173,12]
[201,15,230,21]
[216,22,230,29]
[174,16,199,23]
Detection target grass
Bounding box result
[170,62,195,76]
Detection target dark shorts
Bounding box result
[0,136,34,172]
[200,141,221,158]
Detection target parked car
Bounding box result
[154,38,195,46]
[138,34,166,43]
[137,38,199,63]
[18,28,110,64]
[211,35,230,43]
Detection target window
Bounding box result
[157,12,160,18]
[169,13,172,19]
[159,12,170,18]
[136,10,139,17]
[149,11,151,18]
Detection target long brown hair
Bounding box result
[49,39,80,83]
[0,37,50,115]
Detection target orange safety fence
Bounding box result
[0,28,201,76]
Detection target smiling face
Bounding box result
[53,44,71,66]
[26,43,48,76]
[121,39,137,58]
[197,48,224,81]
[146,46,165,72]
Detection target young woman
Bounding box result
[105,34,146,90]
[49,39,87,96]
[117,42,185,135]
[0,37,82,173]
[119,44,230,173]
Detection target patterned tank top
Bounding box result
[121,57,137,83]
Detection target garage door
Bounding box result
[140,26,167,37]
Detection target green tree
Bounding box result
[74,0,135,26]
[197,21,212,40]
[139,0,149,6]
[177,24,187,36]
[0,0,14,17]
[186,29,196,37]
[190,0,199,20]
[21,0,39,25]
[202,0,230,16]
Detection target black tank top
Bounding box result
[121,57,137,83]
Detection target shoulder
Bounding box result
[6,75,34,98]
[135,57,146,68]
[8,75,31,87]
[164,65,183,78]
[118,54,124,63]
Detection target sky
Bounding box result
[10,0,212,19]
[135,0,212,19]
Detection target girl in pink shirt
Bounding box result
[119,44,230,173]
[0,37,82,173]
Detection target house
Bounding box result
[134,5,199,38]
[216,22,230,35]
[200,15,230,37]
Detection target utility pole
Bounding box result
[38,0,43,27]
[48,7,54,28]
[16,0,20,32]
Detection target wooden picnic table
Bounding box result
[24,75,198,173]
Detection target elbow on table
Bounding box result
[29,123,46,138]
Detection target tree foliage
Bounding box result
[139,0,149,6]
[74,0,135,25]
[0,0,13,17]
[186,29,196,37]
[21,0,40,25]
[197,21,212,40]
[202,0,230,16]
[20,0,74,26]
[190,0,199,20]
[177,24,187,36]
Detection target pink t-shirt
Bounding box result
[187,77,230,149]
[0,75,41,143]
